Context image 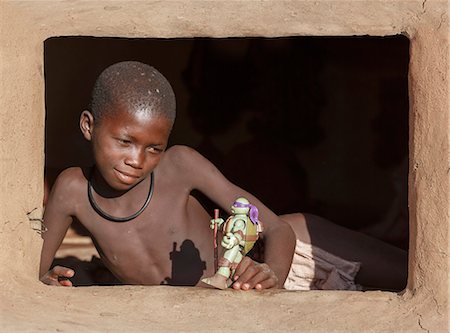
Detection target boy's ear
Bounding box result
[80,110,95,141]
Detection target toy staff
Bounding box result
[213,208,219,272]
[202,197,263,289]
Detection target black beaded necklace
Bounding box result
[88,172,154,222]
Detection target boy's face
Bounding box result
[81,104,173,191]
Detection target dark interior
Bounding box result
[44,36,409,286]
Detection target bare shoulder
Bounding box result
[45,167,89,217]
[160,145,228,193]
[163,145,199,162]
[161,145,205,170]
[51,167,88,197]
[158,145,219,189]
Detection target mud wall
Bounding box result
[0,1,448,332]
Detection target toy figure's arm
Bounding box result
[173,146,296,289]
[39,169,78,286]
[221,219,245,249]
[209,217,224,230]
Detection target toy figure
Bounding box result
[202,197,263,289]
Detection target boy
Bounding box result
[40,61,407,291]
[40,61,295,290]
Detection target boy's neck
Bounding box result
[90,165,148,199]
[88,166,155,222]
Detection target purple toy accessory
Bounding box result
[233,201,260,225]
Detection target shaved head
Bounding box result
[90,61,176,123]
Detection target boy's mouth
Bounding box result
[114,168,140,184]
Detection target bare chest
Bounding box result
[76,193,215,285]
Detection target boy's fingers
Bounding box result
[41,276,66,286]
[233,259,259,289]
[233,257,253,279]
[255,277,277,290]
[45,279,61,286]
[40,267,74,287]
[51,266,75,278]
[58,279,73,287]
[233,260,279,290]
[244,268,277,290]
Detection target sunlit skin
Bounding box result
[39,103,297,290]
[40,102,408,291]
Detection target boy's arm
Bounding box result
[39,170,77,286]
[171,146,296,288]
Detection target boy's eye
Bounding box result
[147,146,162,154]
[118,139,131,145]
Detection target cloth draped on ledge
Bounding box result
[284,239,361,291]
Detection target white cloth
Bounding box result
[284,239,361,291]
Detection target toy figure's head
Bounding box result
[231,197,251,215]
[232,197,261,227]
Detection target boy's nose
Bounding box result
[124,148,144,169]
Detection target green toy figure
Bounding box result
[202,197,263,289]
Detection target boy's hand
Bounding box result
[40,266,75,287]
[232,257,279,291]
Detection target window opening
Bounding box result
[44,36,409,289]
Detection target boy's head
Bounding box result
[90,61,176,124]
[80,62,176,190]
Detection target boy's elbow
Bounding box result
[264,220,296,250]
[282,222,296,244]
[268,219,295,237]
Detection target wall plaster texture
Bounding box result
[0,1,448,332]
